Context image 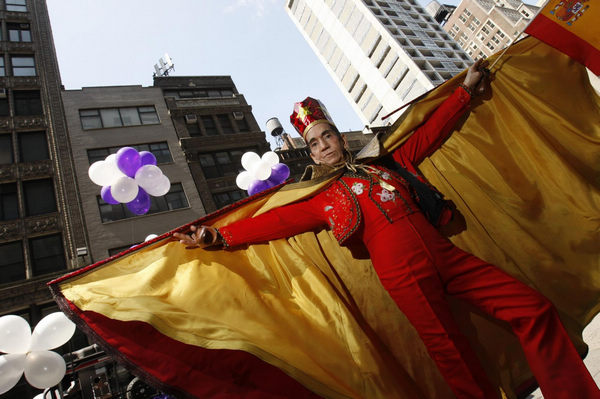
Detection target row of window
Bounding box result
[0,233,66,285]
[2,22,30,42]
[0,89,42,116]
[97,183,188,222]
[0,131,49,165]
[163,88,235,99]
[79,106,160,130]
[186,113,250,136]
[0,179,56,221]
[198,148,257,179]
[0,55,35,77]
[212,189,245,210]
[87,142,172,164]
[5,0,26,12]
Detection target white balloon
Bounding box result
[235,171,253,190]
[261,151,280,167]
[134,165,163,191]
[241,152,260,171]
[0,315,31,354]
[251,160,272,180]
[110,176,139,203]
[144,234,158,242]
[145,175,170,197]
[0,353,26,395]
[24,351,66,389]
[30,313,76,352]
[87,155,125,187]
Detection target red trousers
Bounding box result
[365,212,599,399]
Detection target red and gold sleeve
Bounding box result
[394,86,471,167]
[218,193,328,248]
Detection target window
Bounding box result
[187,122,201,136]
[11,56,35,76]
[0,57,5,77]
[472,17,480,26]
[235,116,250,132]
[30,234,67,276]
[87,142,172,164]
[108,245,134,257]
[198,149,248,179]
[200,115,217,135]
[213,190,245,209]
[468,23,476,31]
[79,106,159,129]
[217,114,234,134]
[0,96,8,117]
[0,241,25,284]
[486,20,495,29]
[18,131,48,162]
[162,88,234,99]
[6,0,26,12]
[14,90,42,115]
[486,41,495,51]
[23,178,56,216]
[97,183,188,222]
[0,135,13,164]
[0,183,18,221]
[8,23,31,42]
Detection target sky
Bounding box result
[45,0,459,148]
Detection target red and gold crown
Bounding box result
[290,97,336,140]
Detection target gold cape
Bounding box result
[53,38,600,399]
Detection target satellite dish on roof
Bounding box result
[153,53,175,77]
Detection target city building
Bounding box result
[61,85,206,261]
[153,76,270,213]
[0,0,90,397]
[444,0,539,59]
[285,0,471,128]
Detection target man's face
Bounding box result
[305,122,348,166]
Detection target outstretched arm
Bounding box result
[394,59,488,167]
[174,193,328,249]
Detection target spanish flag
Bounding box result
[525,0,600,74]
[49,37,600,399]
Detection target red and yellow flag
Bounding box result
[525,0,600,74]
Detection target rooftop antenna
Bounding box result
[153,53,175,77]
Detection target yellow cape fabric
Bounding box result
[58,38,600,399]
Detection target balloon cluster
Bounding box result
[0,313,76,393]
[235,151,290,196]
[88,147,171,215]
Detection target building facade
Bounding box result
[61,85,206,261]
[285,0,471,127]
[154,76,270,214]
[444,0,539,60]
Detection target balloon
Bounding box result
[261,151,280,167]
[250,160,272,180]
[24,351,66,389]
[144,175,170,197]
[100,186,119,205]
[0,354,25,394]
[139,151,157,166]
[247,179,274,196]
[134,165,163,191]
[110,176,139,203]
[241,152,260,171]
[126,188,151,215]
[0,315,31,354]
[116,147,141,178]
[29,313,76,352]
[235,171,253,190]
[144,234,158,242]
[269,163,290,184]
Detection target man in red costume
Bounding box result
[175,60,599,399]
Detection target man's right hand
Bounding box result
[173,225,221,249]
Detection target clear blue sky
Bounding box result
[46,0,458,147]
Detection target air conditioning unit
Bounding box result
[0,88,7,98]
[232,111,244,120]
[184,114,197,124]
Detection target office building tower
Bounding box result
[286,0,471,127]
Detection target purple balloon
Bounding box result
[126,188,151,215]
[139,151,157,166]
[116,147,141,178]
[269,163,290,184]
[101,186,119,204]
[247,179,274,196]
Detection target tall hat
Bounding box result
[290,97,336,140]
